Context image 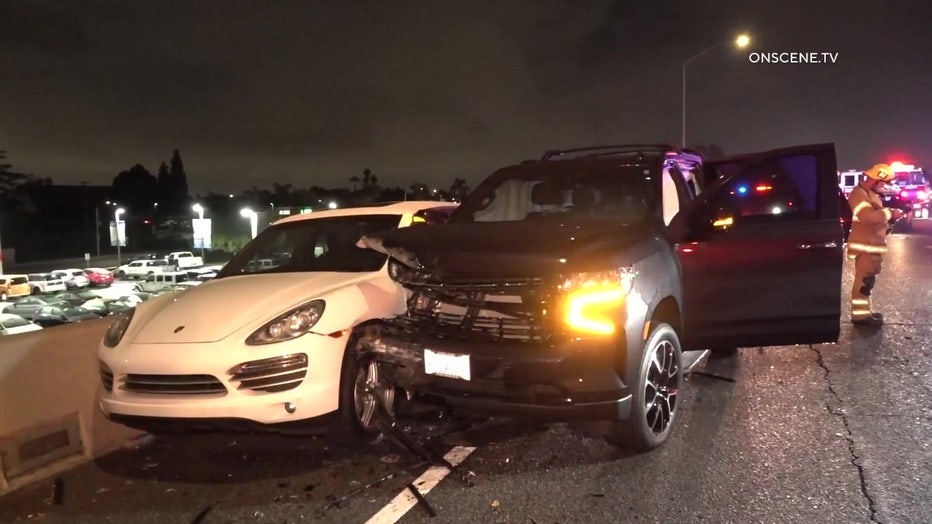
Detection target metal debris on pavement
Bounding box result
[407,483,437,517]
[52,477,65,505]
[190,505,212,524]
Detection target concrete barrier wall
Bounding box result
[0,318,143,495]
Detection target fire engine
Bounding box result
[889,161,930,219]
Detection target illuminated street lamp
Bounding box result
[682,33,750,147]
[192,203,206,261]
[240,208,258,239]
[115,207,125,266]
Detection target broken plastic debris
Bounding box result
[380,454,401,464]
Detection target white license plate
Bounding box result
[424,349,471,381]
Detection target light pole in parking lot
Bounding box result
[115,207,125,267]
[240,208,258,239]
[682,33,750,148]
[192,203,206,261]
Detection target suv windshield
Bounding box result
[454,162,661,226]
[218,214,402,277]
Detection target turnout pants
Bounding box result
[851,252,883,321]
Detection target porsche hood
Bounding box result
[128,272,375,344]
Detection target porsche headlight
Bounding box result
[560,268,635,335]
[246,300,325,345]
[103,309,135,348]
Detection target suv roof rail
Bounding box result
[540,144,680,161]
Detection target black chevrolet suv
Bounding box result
[357,143,845,451]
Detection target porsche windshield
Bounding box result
[455,163,661,226]
[218,214,402,276]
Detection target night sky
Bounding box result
[1,0,930,194]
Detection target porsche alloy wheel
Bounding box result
[331,330,396,445]
[606,322,683,451]
[353,360,395,434]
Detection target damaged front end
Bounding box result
[355,231,635,422]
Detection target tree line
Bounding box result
[0,148,473,261]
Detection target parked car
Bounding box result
[0,313,43,336]
[165,251,204,270]
[134,271,193,293]
[98,201,457,439]
[26,273,67,295]
[55,290,102,306]
[82,298,136,317]
[33,305,101,327]
[51,269,91,289]
[0,274,31,301]
[2,295,69,320]
[356,143,845,451]
[84,267,115,287]
[115,259,170,280]
[186,266,223,281]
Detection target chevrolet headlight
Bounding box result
[103,309,135,348]
[246,300,325,345]
[560,268,635,335]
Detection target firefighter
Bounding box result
[846,163,905,326]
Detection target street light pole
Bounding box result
[682,34,750,148]
[192,203,205,261]
[115,208,125,267]
[95,205,101,257]
[240,208,258,239]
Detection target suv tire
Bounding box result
[606,322,683,451]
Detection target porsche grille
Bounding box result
[123,374,227,395]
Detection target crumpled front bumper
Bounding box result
[362,328,632,421]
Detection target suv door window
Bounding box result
[706,154,818,227]
[679,144,842,350]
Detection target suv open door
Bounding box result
[676,143,843,350]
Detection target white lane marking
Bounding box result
[365,446,476,524]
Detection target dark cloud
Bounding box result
[1,0,930,194]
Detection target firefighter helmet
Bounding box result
[864,163,895,182]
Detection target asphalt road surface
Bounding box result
[1,221,930,524]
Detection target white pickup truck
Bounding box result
[165,251,204,270]
[115,259,171,280]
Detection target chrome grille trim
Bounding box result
[399,279,550,343]
[229,353,308,393]
[100,362,114,392]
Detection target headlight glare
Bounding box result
[103,309,135,348]
[247,300,325,345]
[560,268,635,335]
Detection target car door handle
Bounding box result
[796,241,838,250]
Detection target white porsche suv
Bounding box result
[97,201,456,441]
